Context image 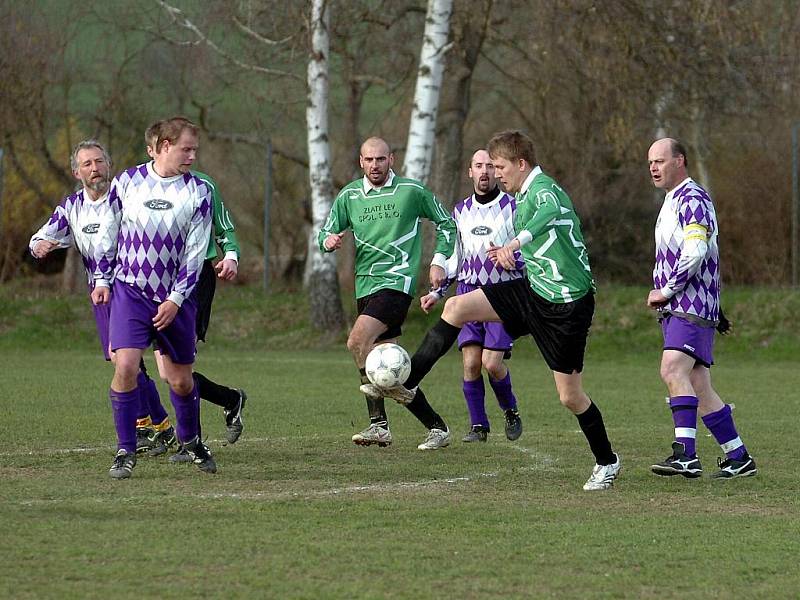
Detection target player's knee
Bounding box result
[463,361,481,380]
[482,357,505,379]
[171,376,194,396]
[659,361,687,388]
[442,296,464,323]
[558,390,586,413]
[346,334,369,361]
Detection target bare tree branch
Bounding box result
[232,16,297,46]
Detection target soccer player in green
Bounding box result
[319,136,457,450]
[370,130,622,489]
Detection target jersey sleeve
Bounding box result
[514,187,562,247]
[429,208,462,298]
[168,184,212,306]
[417,187,456,268]
[92,182,124,288]
[29,199,74,254]
[317,189,352,252]
[204,175,241,261]
[660,195,712,298]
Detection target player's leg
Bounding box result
[156,297,216,473]
[693,366,757,478]
[461,342,489,442]
[651,315,708,478]
[483,322,522,440]
[147,350,179,456]
[193,259,247,444]
[348,313,393,447]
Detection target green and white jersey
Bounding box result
[318,170,456,299]
[194,171,241,262]
[514,167,595,303]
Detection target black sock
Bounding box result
[575,401,615,466]
[194,371,239,410]
[404,388,447,431]
[406,318,461,388]
[360,368,387,424]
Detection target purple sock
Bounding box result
[702,404,747,460]
[135,372,150,421]
[110,388,138,453]
[463,376,489,428]
[140,372,169,426]
[670,395,699,457]
[169,384,200,444]
[489,370,517,412]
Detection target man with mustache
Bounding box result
[419,149,524,443]
[319,136,457,450]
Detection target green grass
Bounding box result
[1,283,799,598]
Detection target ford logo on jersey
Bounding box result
[145,199,173,210]
[471,225,493,236]
[81,223,100,234]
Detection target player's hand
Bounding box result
[153,300,179,331]
[32,240,58,258]
[420,293,440,314]
[488,240,519,270]
[91,285,111,305]
[215,258,238,281]
[717,309,732,335]
[429,265,446,289]
[323,233,343,251]
[647,289,669,309]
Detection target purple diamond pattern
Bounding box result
[652,178,720,321]
[105,163,212,303]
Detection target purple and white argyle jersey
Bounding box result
[447,191,524,288]
[104,162,212,306]
[653,177,720,322]
[29,189,118,290]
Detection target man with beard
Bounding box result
[318,136,457,450]
[29,140,175,461]
[420,149,524,443]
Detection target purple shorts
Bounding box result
[456,281,513,352]
[92,300,111,361]
[661,313,715,367]
[109,281,197,365]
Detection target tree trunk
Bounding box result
[402,0,453,183]
[305,0,346,336]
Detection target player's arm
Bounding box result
[428,211,461,300]
[91,182,124,303]
[318,191,350,252]
[418,188,456,288]
[207,177,241,280]
[168,187,213,308]
[658,199,712,300]
[29,200,74,258]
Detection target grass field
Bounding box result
[1,284,799,598]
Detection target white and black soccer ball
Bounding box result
[365,343,411,388]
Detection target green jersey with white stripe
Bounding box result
[319,172,456,299]
[515,169,594,303]
[194,171,241,261]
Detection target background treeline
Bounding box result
[1,0,798,292]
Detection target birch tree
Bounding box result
[402,0,453,183]
[305,0,346,335]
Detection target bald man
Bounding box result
[647,137,756,479]
[318,137,457,450]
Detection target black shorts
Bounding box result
[481,278,594,374]
[194,260,217,342]
[356,289,413,341]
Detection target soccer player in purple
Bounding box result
[421,149,524,443]
[647,137,756,479]
[29,140,175,468]
[91,116,215,479]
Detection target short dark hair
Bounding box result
[487,130,537,167]
[669,139,689,168]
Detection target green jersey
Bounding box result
[318,171,456,299]
[194,171,241,262]
[514,167,594,303]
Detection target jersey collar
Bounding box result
[362,170,395,194]
[519,165,543,195]
[666,177,694,202]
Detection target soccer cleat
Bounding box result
[136,427,156,454]
[359,382,416,406]
[184,437,217,473]
[109,449,137,479]
[149,426,177,457]
[224,389,247,444]
[352,423,393,447]
[462,425,489,443]
[650,441,703,478]
[583,454,622,491]
[168,445,192,463]
[504,409,523,441]
[417,428,451,450]
[710,454,757,479]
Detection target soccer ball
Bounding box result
[365,343,411,388]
